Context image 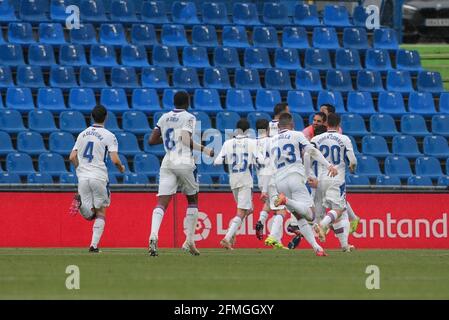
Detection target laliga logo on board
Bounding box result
[183,212,212,241]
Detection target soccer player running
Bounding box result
[271,113,338,256]
[214,119,264,250]
[69,105,126,253]
[147,92,214,257]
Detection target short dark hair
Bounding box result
[174,91,190,109]
[327,112,341,128]
[273,102,289,116]
[315,112,327,122]
[322,104,336,114]
[91,105,107,124]
[236,118,250,133]
[278,112,293,127]
[256,118,269,131]
[314,125,328,136]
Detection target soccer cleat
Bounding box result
[182,240,200,256]
[350,218,360,234]
[264,236,287,249]
[315,250,328,257]
[255,221,264,240]
[313,223,326,242]
[69,194,81,216]
[274,193,287,207]
[88,246,100,253]
[220,238,233,250]
[287,224,301,235]
[149,238,158,256]
[343,244,355,252]
[288,234,302,249]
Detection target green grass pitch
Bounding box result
[1,248,448,299]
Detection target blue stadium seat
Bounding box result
[253,26,279,49]
[408,92,436,114]
[335,48,362,71]
[415,156,443,178]
[192,25,218,47]
[141,66,169,89]
[28,173,53,184]
[347,174,370,186]
[226,89,254,114]
[255,89,281,113]
[343,28,368,50]
[200,128,223,150]
[235,68,261,90]
[265,69,292,91]
[68,88,96,114]
[386,71,413,93]
[408,175,433,186]
[294,3,319,26]
[417,71,444,93]
[70,23,97,45]
[432,115,449,137]
[438,175,449,186]
[219,174,229,185]
[440,92,449,113]
[202,2,229,25]
[0,0,18,22]
[8,22,35,45]
[357,70,384,92]
[0,66,14,89]
[161,88,188,109]
[90,44,118,67]
[16,65,45,88]
[312,27,340,50]
[49,131,74,156]
[80,0,107,22]
[122,110,150,134]
[79,66,108,89]
[203,67,231,90]
[287,90,315,115]
[111,66,139,89]
[172,1,199,24]
[100,88,130,113]
[244,47,271,69]
[6,87,35,113]
[17,131,47,155]
[101,111,121,133]
[366,49,393,73]
[263,2,291,25]
[133,153,160,176]
[317,91,345,113]
[292,113,305,131]
[247,111,271,129]
[326,70,353,92]
[110,0,138,22]
[115,132,141,156]
[341,113,368,136]
[377,92,406,115]
[304,48,332,71]
[0,172,21,183]
[121,45,149,67]
[323,5,351,27]
[59,110,86,133]
[131,88,161,114]
[362,135,391,157]
[384,156,412,178]
[376,175,401,186]
[50,66,78,89]
[28,109,58,133]
[141,1,168,24]
[222,25,250,48]
[295,69,322,92]
[396,49,422,72]
[354,155,381,178]
[59,44,87,66]
[152,45,180,67]
[216,111,241,132]
[49,0,69,23]
[191,111,212,131]
[423,135,449,159]
[161,24,189,47]
[28,44,56,67]
[392,135,422,158]
[124,173,149,184]
[6,152,35,176]
[130,24,158,47]
[274,48,300,70]
[0,44,25,66]
[194,89,222,113]
[143,131,166,156]
[183,46,210,68]
[39,153,67,177]
[370,113,399,136]
[346,91,376,115]
[232,2,261,26]
[214,47,240,69]
[0,131,15,155]
[173,67,201,89]
[60,172,78,184]
[282,27,309,49]
[401,114,430,136]
[197,173,213,185]
[374,28,399,50]
[352,6,368,27]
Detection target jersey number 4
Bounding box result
[83,141,94,163]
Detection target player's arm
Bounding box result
[148,127,163,145]
[69,150,79,168]
[345,137,357,173]
[180,130,214,157]
[109,151,126,173]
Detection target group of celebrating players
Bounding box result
[69,91,361,256]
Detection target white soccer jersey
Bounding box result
[156,109,196,169]
[255,136,274,178]
[214,135,263,189]
[311,130,356,182]
[269,120,279,137]
[72,125,118,181]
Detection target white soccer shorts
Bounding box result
[157,168,199,196]
[274,173,314,209]
[232,186,253,210]
[317,179,347,211]
[78,178,111,219]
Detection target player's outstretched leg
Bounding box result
[149,204,166,257]
[255,205,269,240]
[89,211,105,253]
[182,202,200,256]
[275,193,314,222]
[347,202,360,234]
[333,214,354,252]
[297,218,327,256]
[221,215,243,250]
[264,213,287,249]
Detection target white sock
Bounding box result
[259,210,269,224]
[320,210,338,228]
[285,198,314,221]
[185,205,199,243]
[225,216,242,241]
[346,202,358,221]
[90,216,105,249]
[297,218,323,252]
[150,206,165,240]
[269,214,283,241]
[333,213,350,249]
